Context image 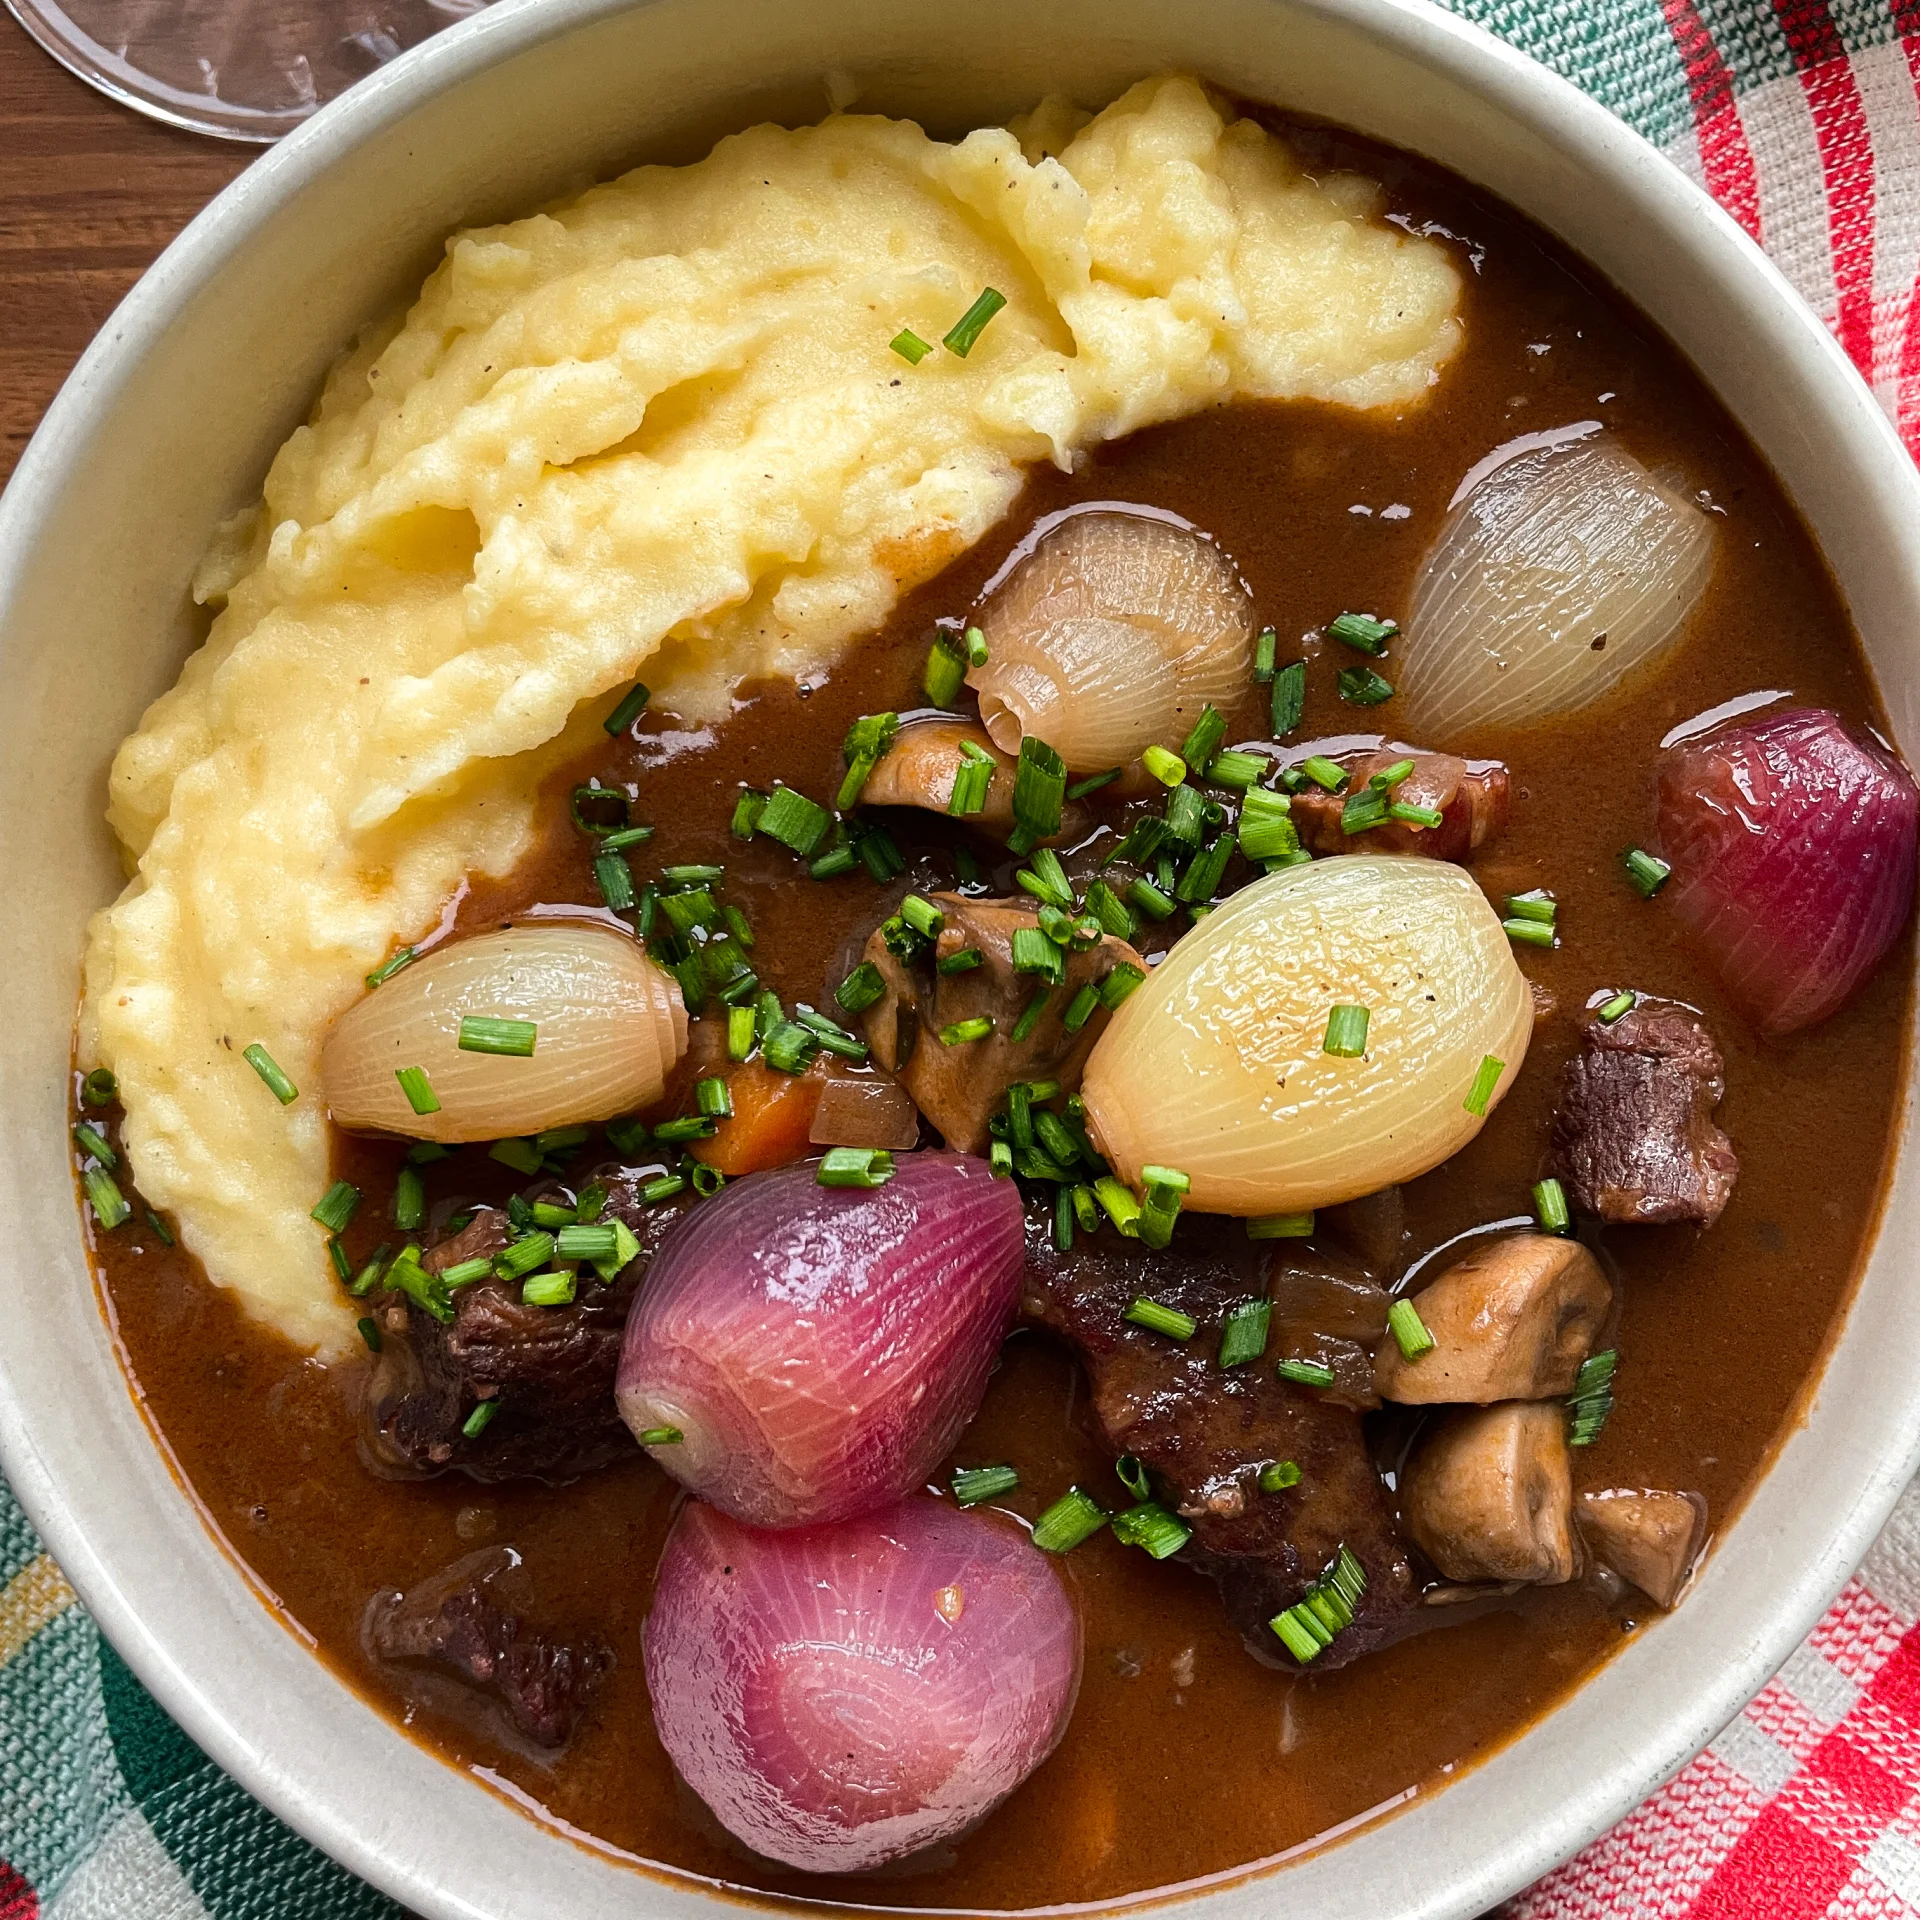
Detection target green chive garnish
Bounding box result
[83,1167,131,1231]
[1505,917,1555,948]
[1386,1297,1435,1360]
[243,1044,298,1104]
[890,328,933,364]
[72,1122,115,1168]
[489,1137,543,1175]
[1254,627,1278,682]
[953,1465,1020,1507]
[1259,1460,1302,1493]
[365,948,417,990]
[1533,1177,1572,1234]
[1323,1004,1369,1057]
[1237,787,1300,864]
[1337,666,1395,706]
[817,1146,895,1188]
[835,962,887,1016]
[1127,878,1176,921]
[1390,801,1445,828]
[637,1425,684,1446]
[1031,1486,1108,1553]
[604,681,650,734]
[1507,889,1557,924]
[1111,1501,1192,1560]
[311,1181,361,1234]
[1621,847,1672,897]
[1301,755,1346,792]
[1270,659,1306,737]
[522,1271,577,1308]
[461,1401,499,1438]
[940,1016,994,1046]
[81,1067,118,1107]
[1124,1296,1196,1342]
[1568,1349,1618,1446]
[394,1066,440,1116]
[1141,745,1186,787]
[1463,1053,1505,1117]
[1276,1357,1336,1388]
[1326,612,1397,654]
[923,631,967,707]
[1099,962,1146,1009]
[1011,990,1051,1043]
[392,1166,425,1232]
[1067,768,1122,800]
[357,1317,383,1353]
[1207,749,1266,790]
[757,786,835,858]
[943,287,1007,357]
[1180,705,1228,771]
[458,1016,537,1057]
[1247,1211,1314,1239]
[1269,1544,1366,1663]
[1009,737,1067,851]
[1218,1299,1272,1369]
[1597,990,1638,1024]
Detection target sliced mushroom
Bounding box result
[1577,1488,1706,1609]
[858,894,1145,1152]
[858,718,1087,842]
[1401,1401,1577,1585]
[1374,1234,1610,1405]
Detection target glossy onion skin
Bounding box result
[1399,436,1715,739]
[969,509,1255,772]
[1082,856,1532,1213]
[646,1498,1080,1873]
[321,922,687,1141]
[1655,706,1919,1036]
[616,1154,1025,1527]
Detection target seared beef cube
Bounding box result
[365,1546,610,1748]
[1290,750,1509,862]
[363,1167,692,1482]
[1552,999,1738,1226]
[1022,1223,1414,1666]
[861,894,1145,1152]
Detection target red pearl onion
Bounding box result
[616,1154,1024,1527]
[645,1498,1080,1872]
[1656,707,1918,1036]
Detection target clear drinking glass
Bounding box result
[3,0,490,141]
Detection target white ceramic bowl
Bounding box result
[4,1,1919,1914]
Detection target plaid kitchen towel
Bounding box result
[6,0,1920,1913]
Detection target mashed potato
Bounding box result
[82,76,1462,1354]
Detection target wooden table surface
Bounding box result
[0,21,251,491]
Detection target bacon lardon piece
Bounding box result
[1290,748,1509,862]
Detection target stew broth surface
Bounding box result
[85,116,1908,1909]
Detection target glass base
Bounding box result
[4,0,490,142]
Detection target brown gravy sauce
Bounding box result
[84,116,1910,1910]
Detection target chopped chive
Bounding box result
[721,1005,755,1062]
[1270,659,1307,737]
[489,1137,544,1176]
[1369,759,1416,791]
[1276,1357,1336,1388]
[1176,835,1233,906]
[1327,612,1397,654]
[940,1016,994,1046]
[1111,1501,1192,1560]
[989,1139,1014,1178]
[604,681,650,734]
[1031,1486,1109,1553]
[554,1223,618,1263]
[1269,1545,1367,1663]
[1067,768,1123,800]
[1254,627,1279,682]
[1053,1183,1075,1250]
[1301,755,1346,792]
[900,895,944,940]
[1180,706,1228,772]
[1061,982,1102,1033]
[392,1166,425,1231]
[530,1201,577,1229]
[637,1424,684,1445]
[1218,1299,1272,1369]
[143,1208,174,1247]
[1127,878,1176,921]
[762,1018,820,1076]
[1568,1349,1618,1446]
[1207,749,1266,790]
[1464,1053,1505,1117]
[458,1016,537,1057]
[406,1140,453,1165]
[696,1076,733,1119]
[1142,745,1186,787]
[243,1044,298,1104]
[890,327,933,364]
[943,287,1007,357]
[730,789,767,840]
[592,849,636,911]
[652,1115,718,1143]
[1323,1004,1369,1057]
[357,1317,383,1353]
[1013,846,1073,911]
[461,1400,499,1439]
[1124,1296,1196,1342]
[1085,879,1135,940]
[1597,990,1638,1024]
[1011,924,1065,984]
[1504,917,1556,948]
[521,1271,577,1308]
[965,626,989,668]
[570,783,628,835]
[82,1067,118,1107]
[1533,1176,1572,1234]
[494,1233,555,1282]
[1389,801,1445,828]
[600,824,654,853]
[794,1005,869,1060]
[662,862,726,887]
[838,711,901,808]
[438,1256,494,1289]
[857,823,905,881]
[923,631,967,708]
[757,786,835,858]
[1114,1454,1151,1503]
[1098,964,1146,1010]
[1093,1175,1143,1238]
[1247,1211,1315,1239]
[1621,847,1672,897]
[1507,889,1557,925]
[953,1465,1019,1507]
[1011,989,1051,1043]
[1337,666,1395,706]
[1259,1460,1302,1493]
[949,753,993,817]
[311,1181,360,1234]
[688,1162,726,1201]
[1386,1297,1436,1360]
[1236,787,1300,864]
[1341,788,1391,835]
[72,1121,115,1168]
[83,1167,131,1231]
[351,1244,392,1296]
[937,946,984,975]
[605,1116,648,1156]
[1008,737,1067,852]
[640,1174,687,1205]
[836,962,887,1015]
[660,887,720,935]
[365,948,417,990]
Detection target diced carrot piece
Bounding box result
[688,1059,827,1176]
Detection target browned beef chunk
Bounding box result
[1290,749,1509,862]
[362,1166,693,1483]
[1022,1222,1415,1667]
[365,1546,610,1748]
[1552,999,1738,1226]
[860,894,1145,1152]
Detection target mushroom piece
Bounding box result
[1374,1234,1611,1404]
[808,1075,922,1151]
[1577,1489,1706,1609]
[858,719,1087,843]
[858,894,1146,1153]
[1401,1401,1577,1585]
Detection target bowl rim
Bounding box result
[5,0,1920,1915]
